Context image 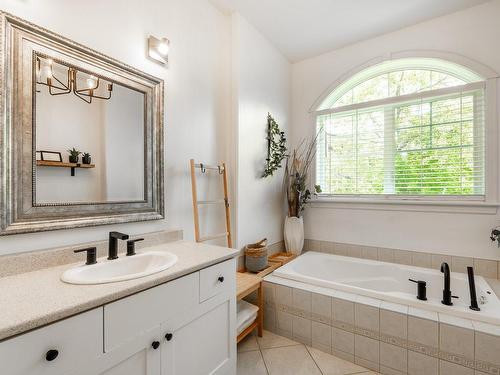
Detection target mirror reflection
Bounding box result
[34,55,145,204]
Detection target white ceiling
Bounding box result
[210,0,491,62]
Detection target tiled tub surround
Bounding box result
[273,252,500,325]
[304,239,500,280]
[262,276,500,375]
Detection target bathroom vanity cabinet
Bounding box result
[0,259,236,375]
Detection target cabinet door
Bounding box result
[0,308,103,375]
[97,326,162,375]
[161,299,236,375]
[104,272,199,352]
[99,350,158,375]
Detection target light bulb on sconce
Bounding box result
[157,41,169,55]
[43,62,53,85]
[86,75,97,89]
[148,35,169,65]
[36,59,41,81]
[43,59,53,79]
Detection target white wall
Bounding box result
[0,0,231,254]
[291,1,500,260]
[36,83,146,203]
[231,14,291,248]
[104,85,145,201]
[35,86,106,203]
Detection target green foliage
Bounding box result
[263,113,287,178]
[394,95,474,195]
[295,184,323,215]
[285,135,322,217]
[335,70,465,107]
[67,147,81,157]
[319,69,478,196]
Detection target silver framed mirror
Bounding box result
[0,12,164,235]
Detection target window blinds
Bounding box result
[316,83,485,197]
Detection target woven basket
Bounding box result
[245,238,268,272]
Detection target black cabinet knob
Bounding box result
[152,341,160,350]
[165,333,173,341]
[218,276,224,283]
[45,349,59,361]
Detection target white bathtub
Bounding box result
[271,251,500,325]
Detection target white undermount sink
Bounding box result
[61,251,178,285]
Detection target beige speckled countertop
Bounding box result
[0,240,239,341]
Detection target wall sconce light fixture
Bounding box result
[148,36,169,65]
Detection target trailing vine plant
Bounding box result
[262,113,287,178]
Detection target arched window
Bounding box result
[315,58,485,197]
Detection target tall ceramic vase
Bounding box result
[284,216,304,255]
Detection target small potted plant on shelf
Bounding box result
[67,148,81,163]
[82,152,92,165]
[283,136,322,255]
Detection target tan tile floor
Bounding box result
[237,330,379,375]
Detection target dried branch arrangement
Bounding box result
[284,133,322,218]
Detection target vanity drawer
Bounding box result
[0,308,103,375]
[104,272,199,352]
[199,259,235,302]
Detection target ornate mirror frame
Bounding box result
[0,12,165,235]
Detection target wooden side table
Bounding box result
[236,272,263,343]
[237,260,281,277]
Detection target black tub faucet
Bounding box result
[467,266,480,311]
[108,231,129,260]
[441,262,454,306]
[409,279,427,301]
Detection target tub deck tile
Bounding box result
[380,308,407,344]
[439,322,475,368]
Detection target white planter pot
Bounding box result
[284,216,304,255]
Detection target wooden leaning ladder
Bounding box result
[190,159,233,248]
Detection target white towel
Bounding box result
[237,300,259,335]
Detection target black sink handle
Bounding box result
[126,238,144,256]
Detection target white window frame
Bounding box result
[308,54,499,214]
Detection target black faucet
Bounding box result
[126,238,144,256]
[440,262,453,306]
[74,247,97,265]
[467,266,480,311]
[108,231,129,260]
[409,279,427,301]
